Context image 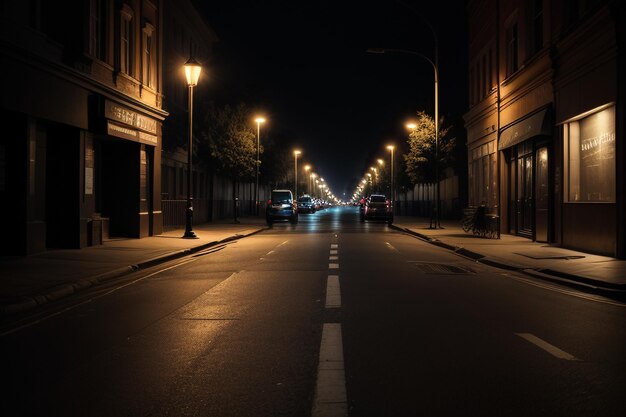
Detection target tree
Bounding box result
[403,111,455,184]
[199,102,257,181]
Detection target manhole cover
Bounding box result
[408,262,475,274]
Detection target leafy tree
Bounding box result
[199,102,257,182]
[403,111,455,184]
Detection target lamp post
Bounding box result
[182,55,202,239]
[368,46,440,228]
[304,165,311,195]
[254,117,266,216]
[294,150,301,199]
[387,145,395,208]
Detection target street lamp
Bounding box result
[311,173,317,198]
[294,150,301,198]
[304,165,311,195]
[387,145,395,208]
[182,54,201,239]
[254,117,266,216]
[368,46,440,228]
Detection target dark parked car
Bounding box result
[297,195,316,213]
[360,194,393,224]
[266,190,298,225]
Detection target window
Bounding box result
[488,49,493,92]
[120,5,133,76]
[469,141,497,210]
[531,0,544,55]
[469,66,476,105]
[564,106,615,202]
[506,22,518,76]
[89,0,106,60]
[143,23,155,87]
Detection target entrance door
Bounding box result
[516,153,533,237]
[509,141,534,238]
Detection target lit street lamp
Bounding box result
[294,150,301,199]
[387,145,395,208]
[254,117,266,216]
[368,45,440,228]
[182,54,201,239]
[304,165,311,195]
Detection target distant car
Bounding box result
[266,190,298,225]
[297,195,316,213]
[360,194,393,225]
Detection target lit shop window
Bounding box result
[563,105,615,202]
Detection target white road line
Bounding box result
[330,244,338,249]
[515,333,581,361]
[278,240,289,247]
[266,250,275,255]
[329,263,339,269]
[329,256,338,261]
[325,275,341,308]
[312,323,348,417]
[384,242,399,252]
[506,274,626,308]
[330,250,338,255]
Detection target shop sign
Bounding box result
[107,121,158,146]
[105,100,157,134]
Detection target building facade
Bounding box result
[464,0,624,257]
[1,0,166,255]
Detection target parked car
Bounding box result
[266,190,298,225]
[360,194,393,224]
[297,195,316,213]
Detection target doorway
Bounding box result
[508,140,551,241]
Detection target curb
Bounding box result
[0,227,267,317]
[390,224,626,294]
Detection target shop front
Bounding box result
[89,99,163,240]
[499,108,552,242]
[560,104,616,255]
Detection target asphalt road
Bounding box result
[1,207,625,416]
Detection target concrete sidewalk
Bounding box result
[0,217,268,316]
[392,216,626,294]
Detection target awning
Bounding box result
[498,108,552,150]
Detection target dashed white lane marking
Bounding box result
[325,275,341,308]
[330,244,338,249]
[329,256,338,261]
[330,250,338,255]
[515,333,581,361]
[312,323,347,417]
[329,263,339,269]
[266,250,275,255]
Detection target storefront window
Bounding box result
[469,141,497,210]
[564,106,615,202]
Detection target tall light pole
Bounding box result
[311,173,317,198]
[294,150,301,199]
[304,165,311,195]
[368,46,440,228]
[254,117,266,216]
[182,54,202,239]
[387,145,395,208]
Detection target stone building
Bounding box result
[464,0,624,257]
[1,0,166,255]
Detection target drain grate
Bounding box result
[408,262,475,274]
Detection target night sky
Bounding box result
[195,0,468,197]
